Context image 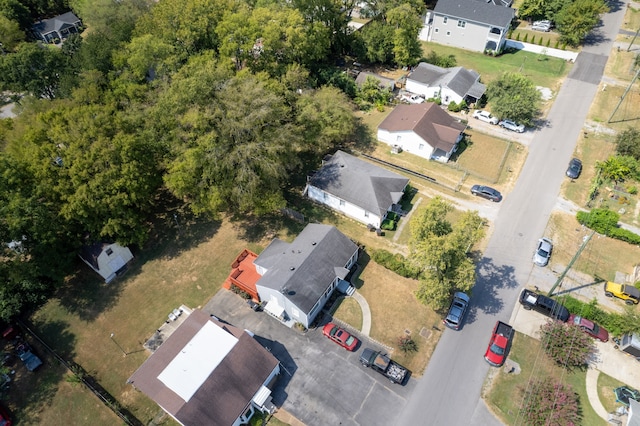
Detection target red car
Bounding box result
[322,323,359,351]
[0,404,12,426]
[568,314,609,342]
[484,321,513,367]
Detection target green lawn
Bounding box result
[485,333,604,426]
[421,42,572,89]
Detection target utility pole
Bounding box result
[548,230,595,297]
[628,27,640,52]
[110,333,127,357]
[608,66,640,123]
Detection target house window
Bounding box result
[396,135,401,142]
[339,199,345,207]
[434,28,439,33]
[106,248,113,256]
[364,211,369,218]
[446,31,451,36]
[323,192,328,201]
[457,20,466,28]
[443,17,448,24]
[419,144,424,150]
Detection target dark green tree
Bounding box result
[615,128,640,160]
[556,0,608,47]
[486,72,541,126]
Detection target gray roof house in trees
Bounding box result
[429,0,515,53]
[406,62,486,106]
[128,310,280,426]
[306,150,409,228]
[255,224,359,329]
[354,71,396,91]
[32,11,82,44]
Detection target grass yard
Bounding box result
[331,296,363,330]
[622,4,640,32]
[484,333,603,426]
[603,46,640,83]
[421,42,571,89]
[597,372,627,413]
[545,211,640,281]
[588,83,640,131]
[352,258,442,375]
[455,130,513,183]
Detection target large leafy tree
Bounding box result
[540,320,595,368]
[556,0,608,47]
[387,3,422,66]
[0,14,23,52]
[595,155,638,183]
[615,128,640,160]
[486,72,541,126]
[409,197,485,311]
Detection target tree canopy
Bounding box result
[486,72,541,126]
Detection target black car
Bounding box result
[566,158,582,179]
[443,292,470,330]
[470,185,502,202]
[519,289,570,322]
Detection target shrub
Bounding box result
[546,39,550,47]
[523,34,528,43]
[370,249,420,279]
[576,209,619,234]
[447,100,467,112]
[230,284,252,299]
[426,97,441,105]
[398,335,418,353]
[516,32,521,41]
[381,218,397,231]
[530,36,536,45]
[554,41,560,49]
[627,185,638,195]
[562,296,640,337]
[447,100,458,111]
[520,380,581,425]
[540,320,595,368]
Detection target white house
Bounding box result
[377,103,467,162]
[128,310,280,426]
[427,0,515,53]
[306,150,409,228]
[254,224,359,329]
[406,62,486,106]
[78,242,133,283]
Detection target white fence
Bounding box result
[505,39,579,61]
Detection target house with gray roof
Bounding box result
[32,11,82,44]
[406,62,486,106]
[354,71,396,92]
[426,0,515,53]
[254,224,359,329]
[306,150,409,228]
[128,309,280,426]
[377,103,467,162]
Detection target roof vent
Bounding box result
[290,266,295,271]
[312,241,317,245]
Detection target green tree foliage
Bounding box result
[356,75,392,106]
[556,0,609,47]
[595,155,637,182]
[0,0,31,30]
[540,320,595,368]
[409,197,485,311]
[291,0,348,58]
[0,43,68,98]
[486,72,541,126]
[519,380,581,425]
[576,208,619,233]
[113,34,177,81]
[615,128,640,160]
[0,14,24,52]
[422,50,457,68]
[387,4,422,66]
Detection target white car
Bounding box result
[532,20,552,32]
[472,110,499,125]
[403,94,425,104]
[499,119,525,133]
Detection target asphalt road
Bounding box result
[395,2,628,425]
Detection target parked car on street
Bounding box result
[604,281,640,305]
[532,20,552,31]
[484,321,513,367]
[472,110,499,125]
[519,289,570,322]
[566,158,582,179]
[443,292,470,330]
[322,323,359,351]
[533,237,553,267]
[568,314,609,342]
[499,119,525,133]
[471,185,502,202]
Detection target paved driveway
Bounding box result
[204,290,415,426]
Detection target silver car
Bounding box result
[533,238,553,266]
[443,292,470,330]
[499,119,525,133]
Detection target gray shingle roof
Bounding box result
[433,0,515,28]
[308,150,409,217]
[32,11,81,35]
[254,224,358,313]
[408,63,486,100]
[128,310,279,426]
[378,103,467,153]
[355,72,396,91]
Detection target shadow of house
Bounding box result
[377,103,466,163]
[305,150,409,228]
[78,242,133,284]
[32,11,82,44]
[129,310,281,426]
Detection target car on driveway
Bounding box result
[533,237,553,267]
[472,110,499,125]
[443,292,470,330]
[532,20,552,31]
[566,158,582,179]
[604,281,640,305]
[484,321,513,367]
[519,289,570,322]
[471,185,502,202]
[323,323,359,351]
[499,119,525,133]
[568,314,609,342]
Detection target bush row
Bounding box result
[576,209,640,244]
[369,248,421,279]
[562,296,640,337]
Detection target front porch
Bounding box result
[223,249,261,301]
